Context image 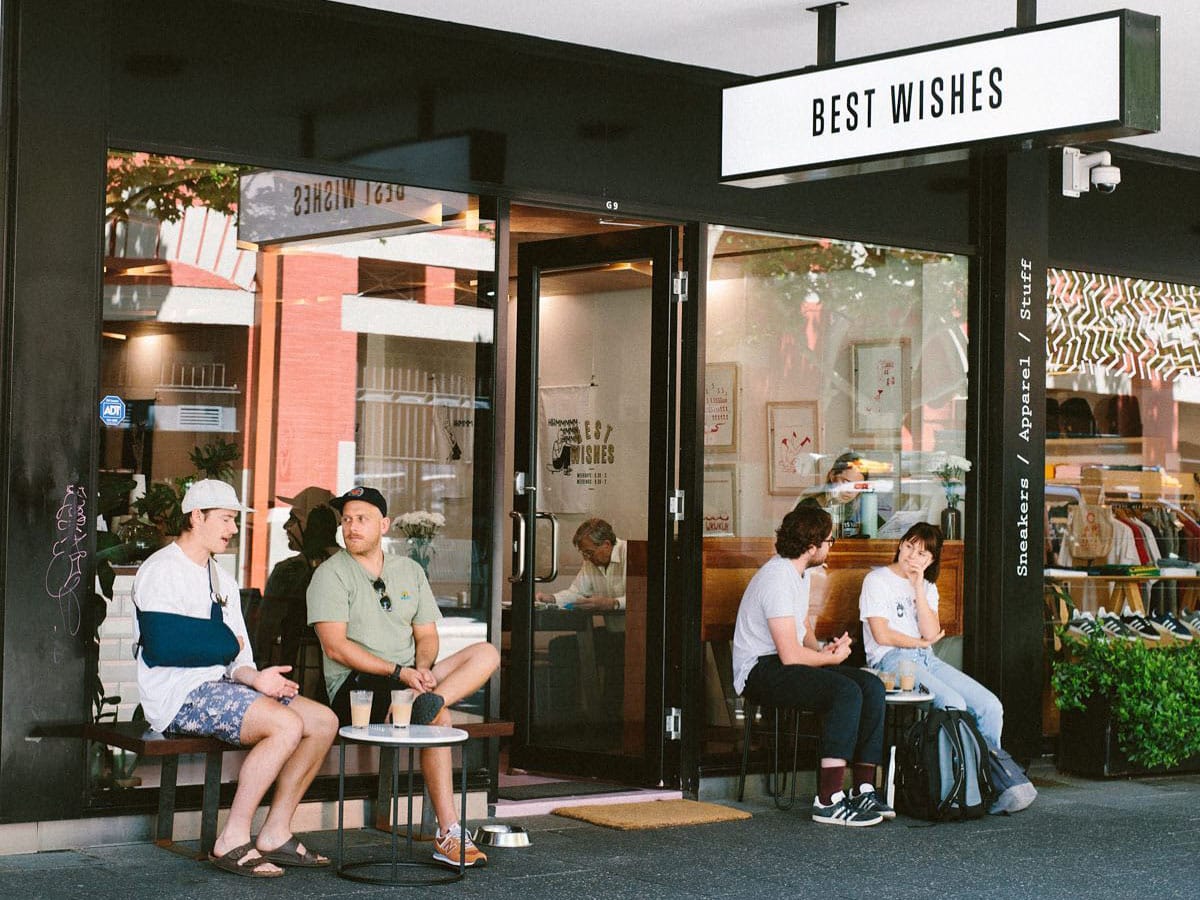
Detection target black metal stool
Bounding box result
[736,700,823,810]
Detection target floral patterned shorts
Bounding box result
[168,678,292,746]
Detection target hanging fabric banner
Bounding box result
[537,384,613,513]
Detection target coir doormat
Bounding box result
[551,799,751,830]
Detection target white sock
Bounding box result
[439,822,462,839]
[857,783,876,795]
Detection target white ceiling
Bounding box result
[336,1,1199,159]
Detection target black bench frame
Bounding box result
[83,722,234,858]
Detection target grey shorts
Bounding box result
[167,678,292,746]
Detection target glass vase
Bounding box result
[406,536,435,580]
[940,503,962,540]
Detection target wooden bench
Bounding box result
[701,538,964,727]
[80,716,514,858]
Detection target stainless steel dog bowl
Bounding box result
[472,824,531,847]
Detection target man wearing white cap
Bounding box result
[132,480,338,878]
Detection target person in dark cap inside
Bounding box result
[307,486,499,869]
[256,486,340,695]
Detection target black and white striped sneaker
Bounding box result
[1067,612,1106,641]
[849,787,896,820]
[811,792,883,827]
[1152,610,1195,641]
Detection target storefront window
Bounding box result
[1045,267,1200,595]
[699,227,969,762]
[92,150,495,791]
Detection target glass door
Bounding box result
[509,227,679,783]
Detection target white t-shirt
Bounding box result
[132,542,255,732]
[731,556,810,695]
[858,565,939,669]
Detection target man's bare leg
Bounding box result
[256,697,339,858]
[210,698,303,872]
[420,642,500,830]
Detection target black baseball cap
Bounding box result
[329,486,387,517]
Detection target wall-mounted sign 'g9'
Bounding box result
[722,10,1160,186]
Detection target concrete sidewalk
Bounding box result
[2,761,1198,900]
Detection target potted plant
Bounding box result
[129,438,243,546]
[1052,633,1200,776]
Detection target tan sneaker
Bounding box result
[432,826,487,869]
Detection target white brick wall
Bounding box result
[98,576,142,714]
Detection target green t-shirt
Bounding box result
[306,549,441,700]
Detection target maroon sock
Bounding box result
[818,764,846,805]
[853,762,876,793]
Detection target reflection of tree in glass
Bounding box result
[106,150,246,226]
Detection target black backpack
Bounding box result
[897,708,995,821]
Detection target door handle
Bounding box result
[507,511,526,583]
[534,512,559,583]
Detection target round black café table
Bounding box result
[882,689,934,807]
[336,723,470,885]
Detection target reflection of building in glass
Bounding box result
[97,151,496,724]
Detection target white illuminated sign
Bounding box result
[722,14,1142,185]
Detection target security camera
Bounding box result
[1062,147,1121,197]
[1090,164,1121,193]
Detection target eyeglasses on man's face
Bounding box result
[373,577,392,611]
[821,536,837,546]
[578,539,609,561]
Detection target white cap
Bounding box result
[181,479,253,514]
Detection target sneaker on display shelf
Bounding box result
[1149,610,1194,641]
[1119,605,1163,642]
[1066,611,1106,641]
[1097,607,1143,642]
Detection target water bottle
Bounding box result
[860,490,878,537]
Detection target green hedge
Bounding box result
[1053,635,1200,770]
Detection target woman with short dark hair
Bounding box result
[859,522,1004,745]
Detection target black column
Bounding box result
[0,0,107,821]
[967,149,1047,763]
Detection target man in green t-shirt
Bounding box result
[307,486,499,870]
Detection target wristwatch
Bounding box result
[390,663,406,683]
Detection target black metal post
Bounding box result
[1017,0,1037,29]
[806,2,849,66]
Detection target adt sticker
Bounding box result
[99,394,126,427]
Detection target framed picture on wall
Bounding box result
[703,464,738,536]
[852,339,910,438]
[767,401,821,495]
[704,362,739,451]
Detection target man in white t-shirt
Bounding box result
[133,480,338,878]
[859,521,1003,746]
[732,504,891,827]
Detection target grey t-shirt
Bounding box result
[307,549,441,700]
[731,555,810,695]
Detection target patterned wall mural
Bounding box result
[1047,269,1200,381]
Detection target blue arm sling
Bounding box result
[134,558,241,668]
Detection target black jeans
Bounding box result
[330,671,399,727]
[743,655,885,764]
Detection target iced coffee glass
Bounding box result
[350,690,373,728]
[389,689,415,728]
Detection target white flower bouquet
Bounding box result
[932,454,972,508]
[932,454,972,485]
[395,510,445,540]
